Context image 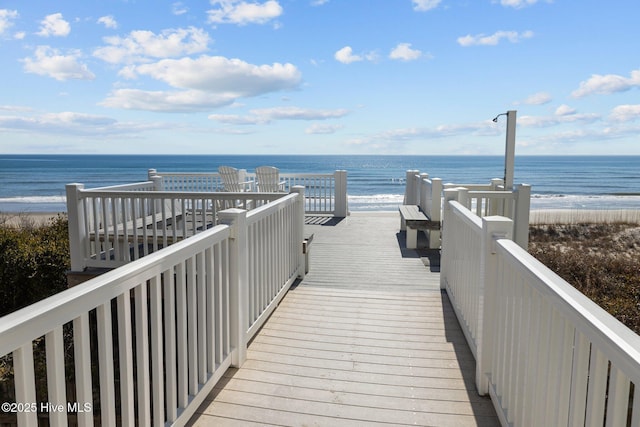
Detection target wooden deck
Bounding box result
[188,212,499,426]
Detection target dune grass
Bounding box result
[528,221,640,334]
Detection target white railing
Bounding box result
[66,182,285,271]
[439,198,483,357]
[441,188,640,427]
[405,170,530,249]
[0,189,305,427]
[150,169,348,217]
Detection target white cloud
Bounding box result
[412,0,441,11]
[207,0,283,25]
[518,92,552,105]
[0,9,18,35]
[335,46,361,64]
[101,89,237,112]
[572,70,640,98]
[310,0,329,5]
[172,2,189,15]
[210,106,348,124]
[130,56,300,94]
[23,46,95,81]
[306,123,343,134]
[389,43,422,61]
[93,27,210,64]
[103,56,301,112]
[334,46,377,64]
[457,30,533,46]
[97,15,118,29]
[0,111,169,137]
[555,104,575,116]
[37,13,71,37]
[610,105,640,122]
[519,108,599,127]
[498,0,549,8]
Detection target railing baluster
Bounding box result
[197,251,207,384]
[149,274,165,426]
[45,327,68,427]
[176,261,188,407]
[116,292,135,425]
[73,313,94,427]
[163,269,178,421]
[186,256,198,394]
[206,245,216,372]
[97,302,116,427]
[13,343,37,427]
[134,283,151,426]
[585,348,608,427]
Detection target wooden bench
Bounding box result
[399,205,440,249]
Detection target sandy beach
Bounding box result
[2,209,639,229]
[0,211,66,228]
[529,209,640,225]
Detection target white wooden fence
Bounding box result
[0,189,305,427]
[441,187,640,427]
[150,169,348,217]
[66,180,287,272]
[404,170,530,249]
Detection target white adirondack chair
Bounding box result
[255,166,286,192]
[218,166,253,192]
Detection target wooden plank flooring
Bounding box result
[188,212,499,426]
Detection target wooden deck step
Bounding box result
[188,212,499,426]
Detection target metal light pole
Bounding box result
[492,110,517,191]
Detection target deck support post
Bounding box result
[477,216,513,395]
[427,177,442,250]
[66,183,86,272]
[218,208,249,367]
[291,186,306,279]
[403,170,420,205]
[513,184,531,249]
[334,170,348,217]
[440,188,461,290]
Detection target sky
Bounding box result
[1,0,639,155]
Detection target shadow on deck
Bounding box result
[188,212,498,426]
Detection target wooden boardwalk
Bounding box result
[188,212,499,426]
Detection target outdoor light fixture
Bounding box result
[492,112,508,123]
[492,110,517,191]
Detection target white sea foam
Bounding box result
[0,196,66,204]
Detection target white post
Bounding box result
[440,188,461,290]
[489,178,504,215]
[291,186,306,278]
[513,184,531,249]
[477,216,513,395]
[504,110,517,191]
[404,170,419,205]
[218,208,249,367]
[429,178,443,250]
[66,183,86,272]
[418,173,429,211]
[147,169,157,180]
[334,170,348,217]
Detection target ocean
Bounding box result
[1,154,639,212]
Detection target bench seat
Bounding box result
[399,205,440,249]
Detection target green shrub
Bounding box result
[529,223,640,335]
[0,215,70,317]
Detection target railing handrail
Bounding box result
[442,186,640,426]
[0,223,230,356]
[3,189,305,426]
[89,181,156,192]
[496,238,640,381]
[149,169,348,217]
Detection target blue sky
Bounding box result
[1,0,639,155]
